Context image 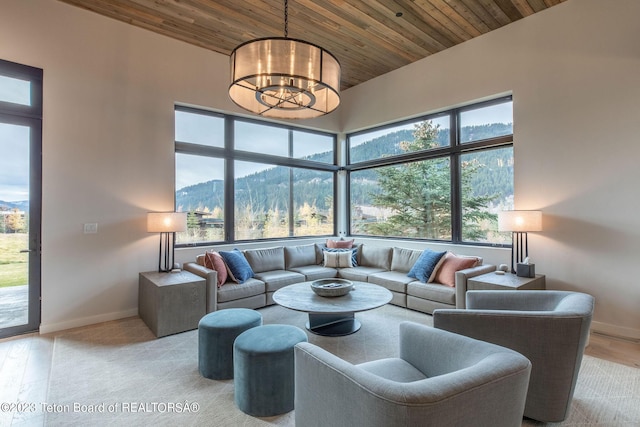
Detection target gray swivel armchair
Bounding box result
[433,290,594,422]
[294,321,531,427]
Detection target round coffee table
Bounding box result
[272,281,392,337]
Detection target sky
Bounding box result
[350,101,513,148]
[0,123,30,203]
[0,76,31,202]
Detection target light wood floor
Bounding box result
[0,325,638,426]
[585,332,640,369]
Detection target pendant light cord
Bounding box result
[284,0,289,38]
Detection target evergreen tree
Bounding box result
[365,121,497,240]
[186,211,200,229]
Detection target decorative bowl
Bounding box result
[310,279,353,297]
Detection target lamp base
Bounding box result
[510,231,529,274]
[158,232,176,273]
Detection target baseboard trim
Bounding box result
[39,308,139,335]
[591,320,640,343]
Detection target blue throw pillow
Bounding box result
[407,249,447,283]
[323,247,358,267]
[219,249,254,284]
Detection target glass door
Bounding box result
[0,60,42,338]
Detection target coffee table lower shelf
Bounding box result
[307,312,360,337]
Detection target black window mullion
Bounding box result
[288,130,294,237]
[224,116,234,243]
[450,111,462,243]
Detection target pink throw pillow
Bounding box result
[326,239,354,249]
[204,251,229,287]
[432,252,479,287]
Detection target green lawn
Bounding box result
[0,233,28,288]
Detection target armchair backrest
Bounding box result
[294,322,531,427]
[466,289,587,311]
[434,290,595,422]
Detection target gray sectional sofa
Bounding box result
[183,243,495,315]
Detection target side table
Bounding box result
[139,270,206,337]
[467,272,546,291]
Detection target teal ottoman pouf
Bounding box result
[198,308,263,380]
[233,324,308,416]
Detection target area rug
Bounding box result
[46,305,640,426]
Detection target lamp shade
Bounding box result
[229,37,341,119]
[498,210,542,232]
[147,212,187,233]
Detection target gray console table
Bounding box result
[138,270,206,337]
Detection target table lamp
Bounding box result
[147,212,187,272]
[498,210,542,274]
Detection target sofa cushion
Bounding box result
[323,247,358,266]
[359,245,392,270]
[326,238,354,248]
[254,270,305,292]
[217,278,265,303]
[368,271,415,293]
[284,244,317,269]
[289,265,338,281]
[407,281,456,305]
[219,249,254,284]
[323,251,354,268]
[390,247,424,273]
[407,249,447,283]
[338,266,386,282]
[244,247,285,273]
[204,251,228,287]
[316,243,362,265]
[433,252,480,287]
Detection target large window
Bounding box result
[175,107,337,246]
[348,97,514,245]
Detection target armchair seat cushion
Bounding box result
[358,358,427,383]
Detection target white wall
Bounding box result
[1,0,638,340]
[341,0,640,340]
[0,0,339,333]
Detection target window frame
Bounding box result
[175,105,339,247]
[346,95,513,246]
[0,58,43,338]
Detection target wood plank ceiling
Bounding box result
[57,0,566,90]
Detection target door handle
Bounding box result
[20,249,34,253]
